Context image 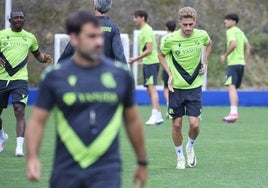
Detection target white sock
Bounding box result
[186,137,195,150]
[157,110,162,117]
[175,145,184,159]
[230,106,238,114]
[152,109,158,116]
[16,137,24,149]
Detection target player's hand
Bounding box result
[168,75,174,92]
[220,54,226,64]
[137,58,143,66]
[128,57,136,64]
[133,166,147,188]
[199,63,207,75]
[0,57,6,68]
[26,157,41,181]
[43,53,53,64]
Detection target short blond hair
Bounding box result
[178,7,197,20]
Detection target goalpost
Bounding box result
[54,33,130,68]
[54,34,69,63]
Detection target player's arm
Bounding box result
[221,40,236,63]
[128,42,152,64]
[26,107,50,181]
[32,49,53,64]
[123,105,147,188]
[158,51,174,92]
[200,40,212,75]
[244,42,250,64]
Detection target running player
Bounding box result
[129,10,163,125]
[158,7,212,169]
[0,10,52,156]
[58,0,127,65]
[221,13,250,123]
[26,11,147,188]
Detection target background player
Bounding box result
[26,11,147,188]
[129,10,163,125]
[159,7,212,169]
[220,13,250,123]
[0,10,52,157]
[58,0,127,65]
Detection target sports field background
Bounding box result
[0,105,268,188]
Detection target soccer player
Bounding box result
[58,0,127,65]
[0,10,52,156]
[129,10,163,125]
[220,13,250,123]
[158,7,212,169]
[160,20,176,118]
[26,11,147,188]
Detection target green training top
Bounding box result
[139,23,159,65]
[160,34,172,69]
[161,29,211,89]
[226,26,248,66]
[0,28,39,80]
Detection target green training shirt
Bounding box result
[160,34,172,69]
[161,29,210,89]
[139,24,159,65]
[226,26,248,66]
[0,28,39,80]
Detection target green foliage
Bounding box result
[159,0,178,5]
[207,54,226,89]
[248,24,268,56]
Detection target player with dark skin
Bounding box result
[0,11,52,156]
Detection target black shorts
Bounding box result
[168,86,202,118]
[162,69,168,88]
[0,80,28,108]
[143,63,159,86]
[50,171,121,188]
[225,65,244,88]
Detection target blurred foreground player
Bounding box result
[26,11,147,188]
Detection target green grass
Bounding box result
[0,106,268,188]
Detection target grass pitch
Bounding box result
[0,106,268,188]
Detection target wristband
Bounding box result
[137,160,148,166]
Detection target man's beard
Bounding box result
[78,46,103,62]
